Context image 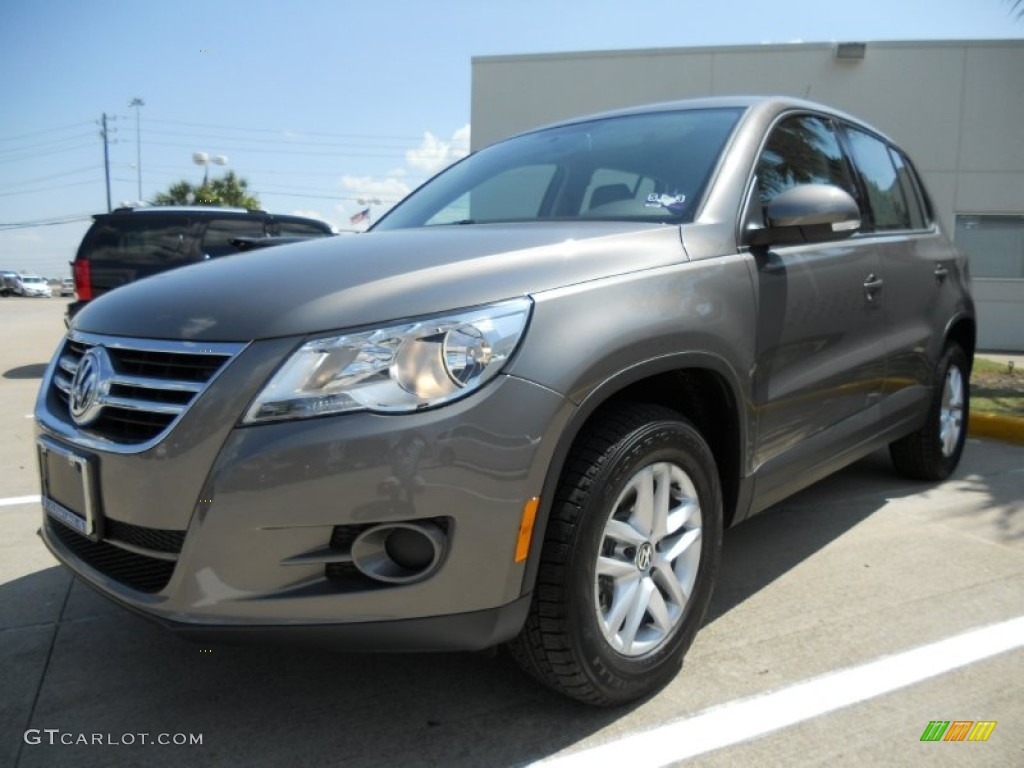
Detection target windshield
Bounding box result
[23,276,45,284]
[374,107,742,231]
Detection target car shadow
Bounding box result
[5,444,1014,768]
[3,363,49,380]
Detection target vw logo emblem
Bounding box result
[635,542,653,572]
[69,347,113,426]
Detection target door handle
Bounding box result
[934,264,949,283]
[863,274,884,302]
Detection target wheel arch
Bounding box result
[945,314,976,372]
[520,353,750,597]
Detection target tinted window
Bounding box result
[756,115,856,206]
[845,129,911,231]
[889,148,930,229]
[81,217,195,267]
[276,220,331,237]
[201,218,267,257]
[375,108,743,229]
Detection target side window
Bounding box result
[890,148,932,229]
[756,115,856,206]
[200,218,267,258]
[275,220,330,237]
[845,129,911,231]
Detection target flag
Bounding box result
[350,208,370,224]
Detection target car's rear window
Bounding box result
[78,216,197,267]
[374,107,743,230]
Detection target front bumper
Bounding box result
[37,336,571,649]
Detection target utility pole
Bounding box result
[129,97,144,200]
[100,113,113,212]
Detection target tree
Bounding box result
[152,171,260,209]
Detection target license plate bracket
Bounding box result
[37,438,102,541]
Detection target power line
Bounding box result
[0,142,98,165]
[0,214,94,231]
[138,127,423,150]
[0,131,96,157]
[140,116,425,142]
[142,139,413,159]
[259,190,401,203]
[0,120,94,143]
[0,179,100,199]
[0,164,101,192]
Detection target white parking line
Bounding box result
[0,494,41,508]
[535,615,1024,767]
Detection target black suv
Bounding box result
[68,206,333,318]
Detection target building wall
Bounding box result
[471,40,1024,350]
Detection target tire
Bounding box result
[889,343,969,481]
[507,403,722,705]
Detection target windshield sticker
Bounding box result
[645,193,687,213]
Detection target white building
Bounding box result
[472,39,1024,351]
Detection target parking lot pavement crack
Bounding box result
[13,574,73,768]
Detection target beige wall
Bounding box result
[471,40,1024,350]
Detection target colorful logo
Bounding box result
[920,721,997,742]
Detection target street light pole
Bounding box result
[100,113,112,212]
[191,153,229,202]
[129,97,144,201]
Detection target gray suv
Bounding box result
[35,97,974,705]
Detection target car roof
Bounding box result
[91,207,333,229]
[523,94,893,144]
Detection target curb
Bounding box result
[968,412,1024,445]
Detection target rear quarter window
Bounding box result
[844,129,912,231]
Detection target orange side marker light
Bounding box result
[515,497,540,563]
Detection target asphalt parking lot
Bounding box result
[2,297,1022,767]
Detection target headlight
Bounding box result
[243,298,532,423]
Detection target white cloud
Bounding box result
[340,175,411,204]
[328,125,471,230]
[405,124,470,174]
[335,176,412,230]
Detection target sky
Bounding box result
[1,0,1021,278]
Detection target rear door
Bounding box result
[748,114,888,474]
[840,126,963,418]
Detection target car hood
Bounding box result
[72,222,686,341]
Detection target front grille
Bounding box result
[49,517,181,593]
[51,333,244,446]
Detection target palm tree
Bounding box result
[152,172,260,209]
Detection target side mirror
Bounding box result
[747,184,861,247]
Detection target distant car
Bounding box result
[0,271,18,297]
[59,278,75,297]
[67,206,334,320]
[15,274,52,298]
